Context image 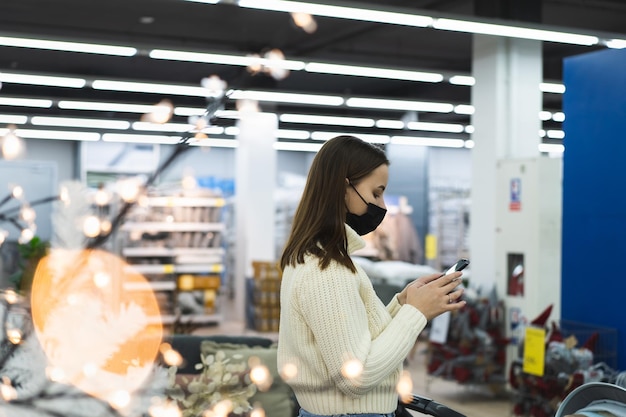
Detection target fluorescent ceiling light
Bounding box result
[15,129,100,141]
[464,125,474,134]
[273,142,322,152]
[238,0,433,27]
[0,36,137,56]
[132,121,225,135]
[390,136,465,148]
[305,62,443,83]
[230,90,344,106]
[225,126,240,136]
[406,121,465,133]
[280,113,375,127]
[150,49,306,70]
[552,112,565,122]
[540,82,566,94]
[132,122,193,133]
[546,130,565,139]
[311,131,390,144]
[102,133,181,144]
[454,105,474,115]
[346,97,453,113]
[0,72,86,88]
[0,97,53,108]
[449,75,475,86]
[192,138,239,148]
[58,100,158,113]
[31,116,130,130]
[183,0,220,4]
[606,39,626,49]
[464,140,474,148]
[539,143,564,153]
[276,129,311,140]
[92,80,210,97]
[0,115,28,124]
[376,120,405,129]
[434,18,599,46]
[539,111,552,121]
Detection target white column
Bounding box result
[469,35,542,292]
[233,112,278,322]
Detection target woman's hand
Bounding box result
[400,272,466,320]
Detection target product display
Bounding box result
[250,260,282,332]
[509,305,621,417]
[426,286,508,388]
[119,189,227,326]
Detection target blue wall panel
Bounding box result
[562,48,626,370]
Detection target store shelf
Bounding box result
[119,191,227,327]
[125,263,224,275]
[145,196,226,207]
[122,247,225,258]
[146,313,224,325]
[121,222,225,232]
[123,281,177,291]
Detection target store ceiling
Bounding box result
[0,0,625,148]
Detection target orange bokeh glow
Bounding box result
[30,249,163,400]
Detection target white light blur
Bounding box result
[83,216,102,238]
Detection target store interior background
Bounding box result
[0,2,626,413]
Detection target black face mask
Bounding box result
[345,183,387,235]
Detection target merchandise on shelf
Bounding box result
[510,305,621,417]
[119,188,227,326]
[427,286,508,387]
[251,260,282,332]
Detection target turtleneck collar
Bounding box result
[345,223,366,254]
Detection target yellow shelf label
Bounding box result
[523,326,546,376]
[425,234,437,260]
[163,264,175,274]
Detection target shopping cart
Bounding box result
[398,394,466,417]
[554,381,626,417]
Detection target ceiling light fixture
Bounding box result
[406,121,465,133]
[192,138,239,148]
[390,136,465,148]
[539,143,564,153]
[276,129,311,140]
[376,120,405,129]
[433,19,598,46]
[449,75,475,86]
[102,133,181,145]
[273,142,323,152]
[183,0,220,4]
[346,97,454,113]
[0,115,28,125]
[31,116,131,130]
[0,36,137,56]
[311,131,390,144]
[237,0,433,27]
[605,39,626,49]
[150,49,306,70]
[540,82,566,94]
[0,72,86,88]
[92,80,211,97]
[0,97,53,108]
[58,101,159,113]
[229,90,344,106]
[6,129,100,141]
[304,62,443,83]
[279,113,375,127]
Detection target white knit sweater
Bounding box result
[277,225,427,415]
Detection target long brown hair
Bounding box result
[280,136,389,272]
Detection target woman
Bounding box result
[277,135,467,417]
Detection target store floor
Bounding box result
[194,299,515,417]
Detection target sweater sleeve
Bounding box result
[296,262,427,397]
[386,294,402,317]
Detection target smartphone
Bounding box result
[444,258,470,276]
